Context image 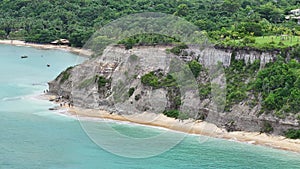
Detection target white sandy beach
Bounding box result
[0,40,93,56]
[60,105,300,153]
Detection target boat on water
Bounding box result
[21,55,28,59]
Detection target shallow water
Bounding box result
[0,45,300,169]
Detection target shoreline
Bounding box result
[0,39,93,56]
[47,99,300,153]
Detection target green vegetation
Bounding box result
[128,87,135,97]
[170,44,188,55]
[163,110,189,120]
[290,45,300,59]
[59,66,73,83]
[198,83,211,99]
[97,75,109,88]
[139,55,300,134]
[220,35,300,50]
[188,60,203,78]
[141,71,177,88]
[225,58,260,110]
[255,36,299,47]
[141,72,160,88]
[285,129,300,139]
[141,71,187,117]
[163,110,180,119]
[61,72,71,83]
[217,54,300,115]
[1,0,299,49]
[250,58,300,113]
[118,33,179,49]
[177,112,189,120]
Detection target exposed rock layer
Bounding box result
[49,46,299,135]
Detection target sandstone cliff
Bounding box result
[49,45,300,135]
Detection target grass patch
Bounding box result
[254,36,300,47]
[59,66,74,83]
[219,35,300,50]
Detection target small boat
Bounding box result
[47,64,50,67]
[21,55,28,59]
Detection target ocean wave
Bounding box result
[31,82,48,86]
[1,96,23,102]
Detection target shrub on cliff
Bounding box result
[97,75,109,88]
[163,110,180,119]
[163,110,189,120]
[141,71,178,88]
[285,129,300,139]
[128,87,135,97]
[251,58,300,113]
[170,44,188,55]
[141,72,159,88]
[188,60,202,78]
[118,33,179,49]
[59,66,74,83]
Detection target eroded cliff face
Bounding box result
[181,45,277,68]
[48,45,299,135]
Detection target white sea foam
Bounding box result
[1,96,23,101]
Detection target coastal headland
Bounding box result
[9,40,300,153]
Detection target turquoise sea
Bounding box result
[0,44,300,169]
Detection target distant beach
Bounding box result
[42,93,300,153]
[0,40,93,57]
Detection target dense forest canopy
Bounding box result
[0,0,299,47]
